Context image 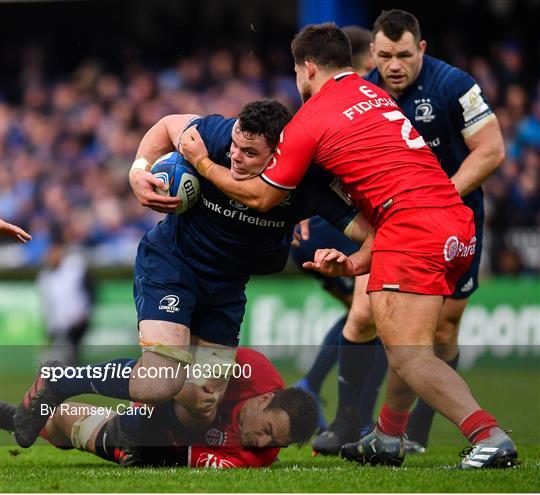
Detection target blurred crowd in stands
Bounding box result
[1,41,538,275]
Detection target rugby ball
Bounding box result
[151,152,200,214]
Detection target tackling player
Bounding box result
[13,99,369,449]
[180,25,517,468]
[311,10,507,455]
[1,349,319,469]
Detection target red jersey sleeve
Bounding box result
[189,445,280,469]
[261,120,317,190]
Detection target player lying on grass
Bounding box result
[14,99,370,450]
[2,349,318,469]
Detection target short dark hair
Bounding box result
[291,23,352,70]
[266,388,319,446]
[238,99,292,149]
[372,9,422,43]
[342,26,372,58]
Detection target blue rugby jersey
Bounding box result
[160,115,357,278]
[365,55,495,212]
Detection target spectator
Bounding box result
[37,226,96,365]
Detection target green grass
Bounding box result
[0,444,539,492]
[1,366,539,492]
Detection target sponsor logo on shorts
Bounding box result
[461,277,474,293]
[206,428,226,446]
[196,453,236,468]
[158,295,180,313]
[444,236,476,262]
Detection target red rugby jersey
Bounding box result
[261,72,462,226]
[188,348,284,468]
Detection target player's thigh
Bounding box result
[369,290,442,346]
[135,267,194,366]
[134,224,198,344]
[192,275,248,349]
[369,291,442,372]
[343,273,375,341]
[139,320,190,347]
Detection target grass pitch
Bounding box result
[1,366,539,492]
[0,444,539,493]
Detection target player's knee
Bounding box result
[343,304,375,341]
[435,318,460,346]
[434,318,460,361]
[384,345,430,379]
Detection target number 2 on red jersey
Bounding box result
[383,110,426,149]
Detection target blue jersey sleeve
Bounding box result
[298,168,358,233]
[447,69,494,139]
[186,115,235,164]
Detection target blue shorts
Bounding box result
[133,223,248,347]
[291,216,359,298]
[451,205,483,299]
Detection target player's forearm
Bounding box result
[343,213,370,244]
[348,229,374,275]
[451,146,505,196]
[200,158,285,211]
[451,120,505,197]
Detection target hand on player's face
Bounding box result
[229,122,274,181]
[371,31,425,96]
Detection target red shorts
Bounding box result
[366,205,476,296]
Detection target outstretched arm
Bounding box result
[0,219,31,243]
[303,228,374,277]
